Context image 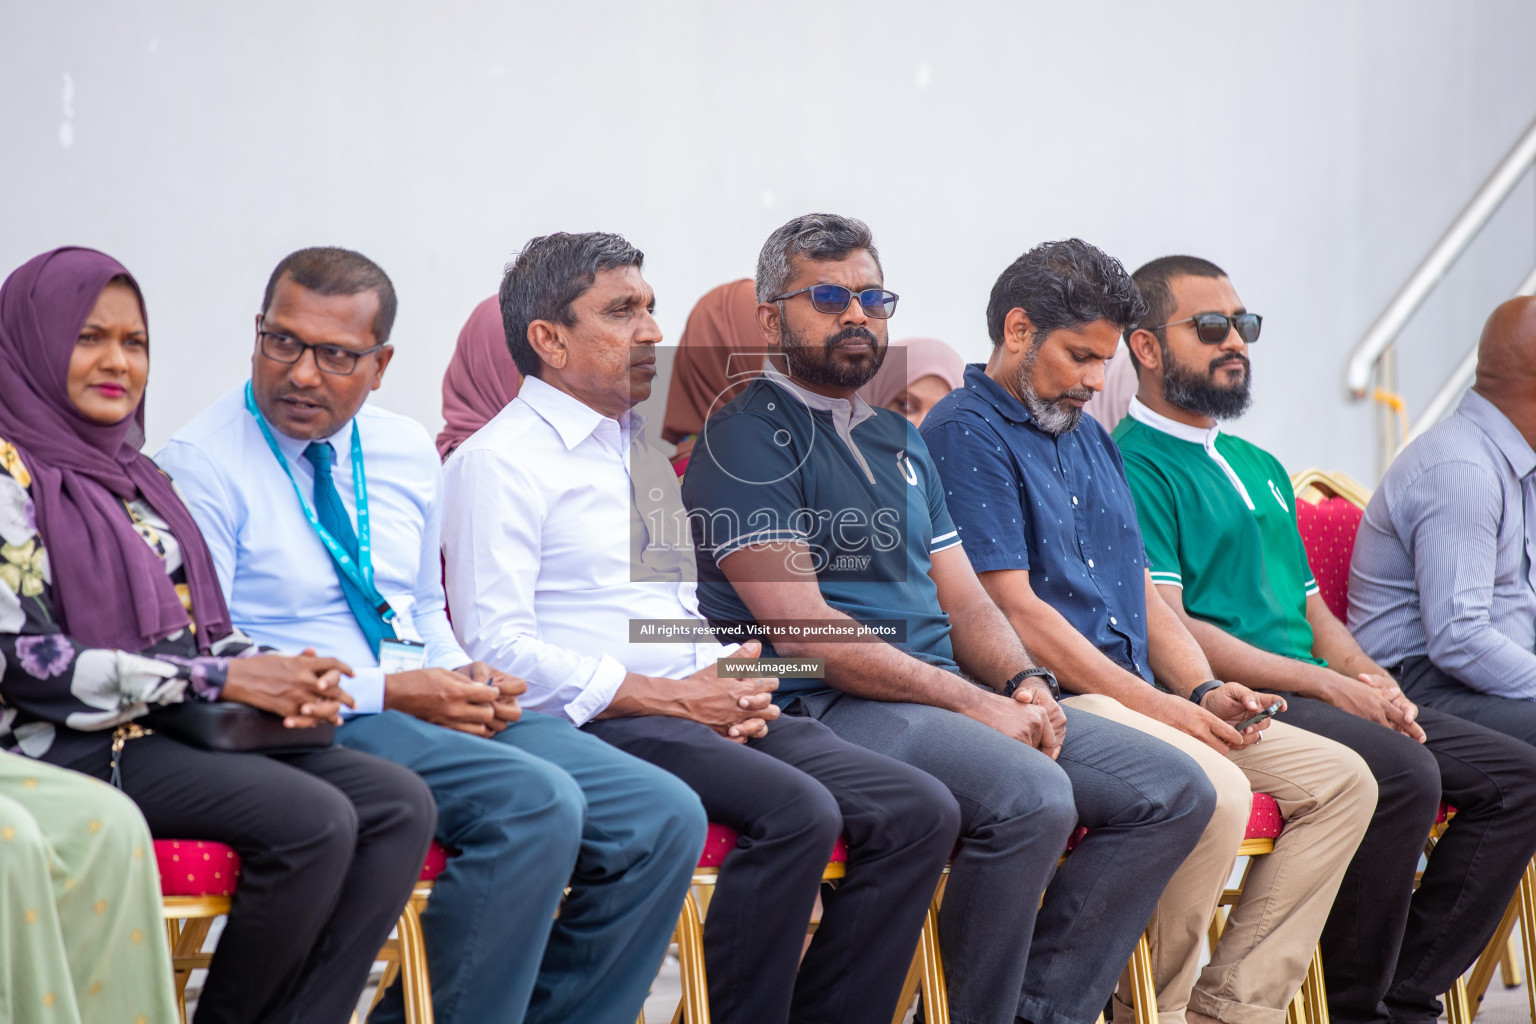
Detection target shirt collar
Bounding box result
[762,365,876,429]
[1458,389,1536,479]
[962,363,1032,425]
[518,375,641,452]
[1126,397,1221,447]
[264,404,357,467]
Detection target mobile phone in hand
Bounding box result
[1236,701,1283,731]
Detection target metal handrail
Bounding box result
[1401,263,1536,447]
[1346,116,1536,399]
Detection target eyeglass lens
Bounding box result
[1192,313,1262,345]
[260,332,366,374]
[807,284,899,319]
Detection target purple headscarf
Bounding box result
[0,247,232,652]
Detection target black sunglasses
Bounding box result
[1146,312,1262,345]
[771,283,900,319]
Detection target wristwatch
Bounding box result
[1189,680,1224,706]
[1002,667,1060,700]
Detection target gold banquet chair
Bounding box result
[1292,468,1535,1024]
[157,838,437,1024]
[1205,795,1331,1024]
[889,827,1163,1024]
[655,823,950,1024]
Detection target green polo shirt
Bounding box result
[1111,401,1323,665]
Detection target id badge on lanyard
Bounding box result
[379,638,428,673]
[244,381,399,639]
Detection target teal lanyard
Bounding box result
[244,381,396,628]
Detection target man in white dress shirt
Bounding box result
[442,231,960,1024]
[157,246,706,1024]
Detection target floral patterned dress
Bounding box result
[0,437,188,1021]
[0,438,255,772]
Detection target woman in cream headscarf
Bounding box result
[859,337,965,427]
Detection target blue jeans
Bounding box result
[798,694,1214,1024]
[338,710,707,1024]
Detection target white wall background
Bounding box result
[3,0,1534,481]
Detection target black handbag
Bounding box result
[142,701,334,753]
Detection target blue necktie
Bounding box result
[303,441,390,656]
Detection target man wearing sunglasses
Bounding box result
[441,230,960,1024]
[922,239,1376,1024]
[157,246,708,1024]
[683,214,1220,1024]
[1113,255,1536,1024]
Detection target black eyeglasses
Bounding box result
[254,317,385,376]
[1146,312,1262,345]
[771,283,900,319]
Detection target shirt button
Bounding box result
[1071,495,1079,506]
[1110,616,1118,625]
[1087,559,1095,568]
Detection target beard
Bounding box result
[780,322,887,390]
[1162,344,1252,420]
[1016,338,1094,436]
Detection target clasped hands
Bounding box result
[221,649,529,736]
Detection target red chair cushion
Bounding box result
[698,823,847,868]
[1064,793,1282,859]
[419,840,452,881]
[1295,496,1363,621]
[157,838,455,898]
[155,840,241,897]
[1246,793,1282,840]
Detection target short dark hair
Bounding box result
[261,247,397,344]
[498,232,646,379]
[985,239,1146,348]
[756,213,883,303]
[1129,255,1228,340]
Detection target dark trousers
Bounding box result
[83,731,437,1024]
[797,693,1216,1024]
[1398,655,1536,747]
[584,713,960,1024]
[1268,692,1536,1024]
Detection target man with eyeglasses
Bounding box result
[156,246,707,1024]
[683,214,1220,1024]
[1113,255,1536,1024]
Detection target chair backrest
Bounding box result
[1290,469,1371,622]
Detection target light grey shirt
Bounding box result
[1349,389,1536,698]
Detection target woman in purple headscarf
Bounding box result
[0,248,434,1024]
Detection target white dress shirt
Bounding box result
[442,375,728,726]
[155,385,469,714]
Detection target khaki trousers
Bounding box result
[1063,694,1377,1024]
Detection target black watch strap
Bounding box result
[1003,667,1060,700]
[1189,680,1224,705]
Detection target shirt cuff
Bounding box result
[562,655,629,727]
[342,667,387,717]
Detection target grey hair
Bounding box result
[755,213,883,303]
[498,231,645,379]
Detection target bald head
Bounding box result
[1474,296,1536,399]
